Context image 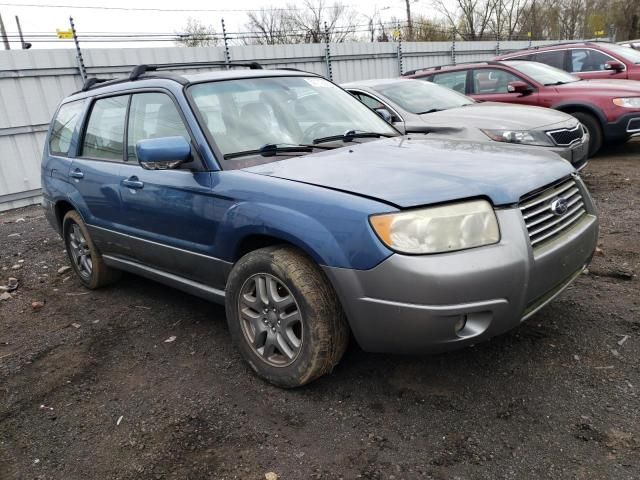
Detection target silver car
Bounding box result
[343,78,590,170]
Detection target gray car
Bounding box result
[343,78,590,170]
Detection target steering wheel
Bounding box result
[303,123,332,143]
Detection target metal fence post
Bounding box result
[451,30,456,65]
[396,23,403,76]
[324,21,333,81]
[221,18,231,68]
[69,16,86,82]
[495,38,500,56]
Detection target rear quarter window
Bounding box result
[48,100,85,157]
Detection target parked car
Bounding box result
[618,40,640,51]
[494,41,640,81]
[343,78,589,169]
[406,60,640,155]
[42,63,598,387]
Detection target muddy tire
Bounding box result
[572,112,603,157]
[62,210,121,289]
[225,246,349,388]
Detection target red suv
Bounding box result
[495,42,640,81]
[406,60,640,155]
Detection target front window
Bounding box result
[374,80,473,113]
[188,76,397,161]
[570,49,616,72]
[508,61,581,86]
[472,69,523,94]
[603,43,640,64]
[431,71,467,93]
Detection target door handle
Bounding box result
[122,177,144,190]
[69,169,84,179]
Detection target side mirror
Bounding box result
[136,136,191,170]
[604,60,625,72]
[374,107,393,123]
[507,81,533,95]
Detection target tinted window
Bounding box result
[472,68,523,94]
[570,49,614,72]
[49,100,85,157]
[81,96,129,161]
[533,50,566,69]
[431,71,467,93]
[127,93,190,161]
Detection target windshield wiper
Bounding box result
[312,129,395,145]
[223,143,333,160]
[416,108,445,114]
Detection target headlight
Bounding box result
[481,129,553,146]
[613,97,640,108]
[370,200,500,254]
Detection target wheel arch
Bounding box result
[552,102,607,128]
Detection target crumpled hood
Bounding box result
[243,137,574,208]
[423,102,575,130]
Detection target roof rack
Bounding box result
[403,60,503,76]
[75,61,264,94]
[129,61,262,80]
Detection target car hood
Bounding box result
[557,79,640,94]
[423,103,575,130]
[243,137,574,208]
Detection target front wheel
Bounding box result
[225,246,349,388]
[571,112,603,157]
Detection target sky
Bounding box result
[0,0,450,49]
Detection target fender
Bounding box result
[551,101,607,127]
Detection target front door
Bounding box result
[116,91,226,289]
[470,68,540,106]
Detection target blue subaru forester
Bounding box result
[42,63,598,387]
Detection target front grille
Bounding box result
[519,176,587,247]
[546,125,584,146]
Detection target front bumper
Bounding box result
[604,112,640,139]
[549,133,589,170]
[323,186,598,354]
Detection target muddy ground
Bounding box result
[1,141,639,480]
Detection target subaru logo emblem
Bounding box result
[550,197,569,216]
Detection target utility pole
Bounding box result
[0,12,10,50]
[15,15,30,49]
[404,0,413,41]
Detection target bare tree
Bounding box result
[175,17,218,47]
[288,0,359,43]
[245,7,300,45]
[433,0,496,39]
[491,0,530,39]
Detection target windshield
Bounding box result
[189,76,398,159]
[374,79,474,114]
[604,43,640,64]
[508,61,581,85]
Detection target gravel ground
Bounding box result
[1,141,639,480]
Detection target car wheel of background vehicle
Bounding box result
[62,210,121,289]
[571,112,603,156]
[225,245,349,388]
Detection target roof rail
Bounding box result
[403,60,503,76]
[129,61,263,80]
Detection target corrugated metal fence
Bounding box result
[0,39,559,211]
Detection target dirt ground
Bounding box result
[1,141,639,480]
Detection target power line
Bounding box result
[0,2,354,13]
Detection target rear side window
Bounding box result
[81,96,129,161]
[49,100,85,157]
[127,93,190,161]
[533,50,566,70]
[431,71,467,93]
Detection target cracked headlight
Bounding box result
[370,200,500,254]
[481,128,554,146]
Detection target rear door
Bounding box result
[116,91,224,288]
[469,68,539,106]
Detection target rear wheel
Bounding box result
[62,211,121,289]
[225,246,349,388]
[571,111,603,156]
